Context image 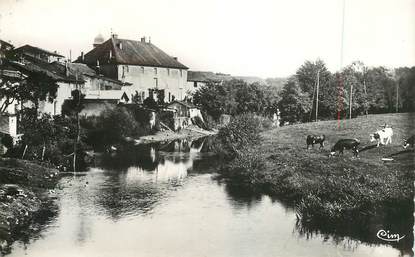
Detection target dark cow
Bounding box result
[403,135,415,149]
[306,135,325,149]
[330,138,360,157]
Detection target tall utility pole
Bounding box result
[315,70,320,122]
[349,82,353,119]
[363,67,368,117]
[396,80,399,113]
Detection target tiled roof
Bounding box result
[80,37,188,69]
[10,55,79,83]
[0,39,14,50]
[14,44,64,57]
[167,100,198,109]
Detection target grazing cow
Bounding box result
[370,127,393,147]
[330,139,360,157]
[306,135,325,149]
[403,135,415,149]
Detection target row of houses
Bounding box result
[0,34,218,138]
[0,34,270,139]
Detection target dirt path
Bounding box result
[136,126,217,144]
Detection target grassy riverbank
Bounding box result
[222,113,414,222]
[0,158,59,254]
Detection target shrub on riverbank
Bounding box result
[83,106,152,151]
[9,108,89,170]
[215,113,262,159]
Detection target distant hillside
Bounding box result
[232,76,267,85]
[264,77,288,91]
[188,71,288,89]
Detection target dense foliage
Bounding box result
[276,60,415,123]
[193,79,279,121]
[216,113,262,159]
[0,71,59,115]
[12,108,88,170]
[83,106,153,151]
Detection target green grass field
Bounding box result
[234,112,414,222]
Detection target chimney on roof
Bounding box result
[141,37,146,43]
[112,34,118,39]
[81,52,84,62]
[173,57,178,61]
[65,61,69,77]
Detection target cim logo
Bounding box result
[376,230,405,242]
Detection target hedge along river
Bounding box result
[6,137,413,257]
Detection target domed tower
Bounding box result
[93,33,105,48]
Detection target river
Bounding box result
[6,138,413,257]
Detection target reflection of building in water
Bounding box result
[160,137,207,153]
[124,150,201,183]
[121,138,207,183]
[125,157,191,183]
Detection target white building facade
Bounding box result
[79,35,190,103]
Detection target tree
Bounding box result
[394,67,415,112]
[296,59,331,96]
[193,81,237,120]
[97,106,138,147]
[278,78,312,124]
[295,60,331,120]
[0,70,59,115]
[193,79,280,120]
[364,67,396,113]
[341,62,368,118]
[143,96,158,110]
[62,89,85,172]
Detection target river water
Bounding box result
[7,138,413,257]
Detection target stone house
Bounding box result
[10,44,129,116]
[166,100,203,131]
[78,34,190,103]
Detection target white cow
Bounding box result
[370,127,393,147]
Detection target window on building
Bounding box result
[194,81,197,88]
[167,68,170,76]
[180,70,182,77]
[154,68,157,75]
[168,92,171,102]
[154,78,158,88]
[141,67,145,74]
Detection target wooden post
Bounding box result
[41,142,46,161]
[22,145,27,159]
[396,81,399,113]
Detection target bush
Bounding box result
[88,106,138,148]
[1,134,13,149]
[225,148,268,188]
[13,109,89,170]
[158,111,175,130]
[216,113,261,159]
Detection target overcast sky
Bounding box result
[0,0,414,78]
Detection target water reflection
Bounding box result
[221,177,414,256]
[6,137,413,257]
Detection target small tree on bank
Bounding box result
[62,89,85,172]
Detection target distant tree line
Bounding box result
[193,79,280,121]
[193,60,415,124]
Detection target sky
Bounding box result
[0,0,414,78]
